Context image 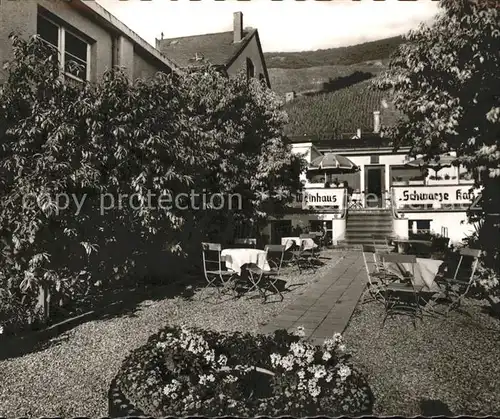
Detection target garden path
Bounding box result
[259,250,367,345]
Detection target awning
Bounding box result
[406,154,456,171]
[308,153,359,173]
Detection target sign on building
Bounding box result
[298,188,346,210]
[392,185,480,210]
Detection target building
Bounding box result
[263,97,479,246]
[0,0,180,84]
[155,12,271,88]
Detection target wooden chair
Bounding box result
[371,234,392,253]
[201,242,237,299]
[291,239,317,274]
[247,245,286,302]
[379,253,424,328]
[436,248,481,315]
[360,244,388,305]
[234,238,257,248]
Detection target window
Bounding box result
[246,58,254,79]
[390,165,424,185]
[37,12,90,82]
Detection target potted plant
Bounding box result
[392,176,406,186]
[409,176,424,185]
[428,175,443,185]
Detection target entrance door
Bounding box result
[365,166,385,208]
[271,220,292,244]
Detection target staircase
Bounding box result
[342,209,394,248]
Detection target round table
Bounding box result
[221,248,271,275]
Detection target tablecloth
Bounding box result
[385,257,444,292]
[281,237,318,251]
[281,237,301,250]
[394,239,432,254]
[221,248,271,275]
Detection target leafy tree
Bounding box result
[0,35,304,329]
[376,0,500,300]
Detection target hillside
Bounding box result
[267,36,404,136]
[268,62,388,96]
[282,79,401,137]
[264,36,403,69]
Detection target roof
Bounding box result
[156,29,256,68]
[75,0,181,74]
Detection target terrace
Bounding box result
[1,241,498,416]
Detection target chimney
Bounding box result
[373,110,381,134]
[233,12,243,43]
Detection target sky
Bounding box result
[96,0,441,53]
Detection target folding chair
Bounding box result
[360,244,388,305]
[371,234,392,253]
[371,234,393,273]
[247,245,285,302]
[234,238,257,248]
[201,242,237,299]
[291,239,317,274]
[436,248,481,315]
[379,253,424,328]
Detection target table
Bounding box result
[393,239,432,255]
[221,248,271,275]
[281,237,301,250]
[385,257,444,292]
[281,237,318,251]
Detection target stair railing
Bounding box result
[389,187,403,219]
[340,187,349,219]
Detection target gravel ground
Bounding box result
[0,250,342,417]
[343,298,500,416]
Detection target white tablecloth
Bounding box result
[221,248,271,275]
[281,237,301,250]
[385,258,444,292]
[281,237,318,251]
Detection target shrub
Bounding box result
[0,35,305,330]
[113,325,373,416]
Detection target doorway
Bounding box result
[270,220,292,244]
[365,165,385,208]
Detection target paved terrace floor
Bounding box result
[259,251,367,345]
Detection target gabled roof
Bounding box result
[76,0,182,74]
[156,29,256,69]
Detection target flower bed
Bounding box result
[111,325,373,416]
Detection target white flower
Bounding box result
[305,349,315,364]
[313,365,327,379]
[325,372,334,383]
[223,374,238,383]
[290,342,306,357]
[338,344,346,352]
[280,355,295,371]
[163,379,181,396]
[270,353,282,367]
[218,354,228,366]
[204,349,216,363]
[156,342,167,349]
[338,364,351,381]
[199,374,216,385]
[307,377,321,397]
[171,392,178,400]
[322,351,332,361]
[297,369,305,379]
[333,332,343,343]
[294,326,306,337]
